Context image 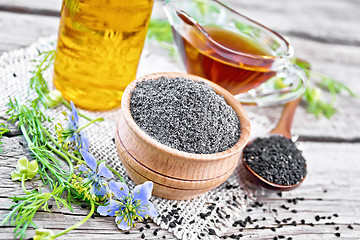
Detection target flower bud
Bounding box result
[44,89,63,108]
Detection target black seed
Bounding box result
[81,204,87,208]
[335,233,340,237]
[291,221,297,226]
[280,205,289,210]
[140,227,144,232]
[225,214,230,219]
[163,236,166,239]
[310,223,314,227]
[315,215,320,221]
[262,217,266,221]
[273,237,278,240]
[48,204,53,209]
[247,209,253,212]
[271,227,276,232]
[277,192,282,197]
[317,198,323,201]
[208,228,216,235]
[288,238,293,240]
[333,214,339,217]
[13,73,17,77]
[130,77,241,154]
[278,224,283,228]
[169,221,176,228]
[275,220,281,224]
[189,220,195,224]
[243,136,307,185]
[298,197,305,201]
[145,224,150,229]
[323,189,327,193]
[291,210,297,214]
[272,209,278,213]
[239,228,243,232]
[255,225,259,229]
[327,216,332,219]
[301,219,305,224]
[278,236,285,239]
[124,231,130,234]
[200,233,205,236]
[153,231,158,236]
[348,224,353,230]
[112,138,115,143]
[287,199,292,203]
[335,226,339,230]
[141,233,145,239]
[91,214,95,219]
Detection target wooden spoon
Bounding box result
[242,98,307,191]
[269,97,301,139]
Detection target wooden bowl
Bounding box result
[115,72,251,200]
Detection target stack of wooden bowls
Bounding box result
[115,72,251,200]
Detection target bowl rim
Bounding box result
[120,72,251,162]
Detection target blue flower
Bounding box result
[78,149,113,199]
[56,101,89,151]
[97,181,158,230]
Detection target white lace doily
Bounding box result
[0,36,274,240]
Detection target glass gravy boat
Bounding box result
[163,0,307,106]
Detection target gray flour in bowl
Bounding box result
[129,76,241,154]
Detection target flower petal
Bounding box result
[80,134,89,152]
[80,150,97,172]
[97,199,119,217]
[11,170,22,181]
[70,101,79,126]
[98,162,114,179]
[133,181,153,202]
[138,200,159,218]
[90,181,107,197]
[109,181,129,199]
[115,215,131,231]
[78,165,88,172]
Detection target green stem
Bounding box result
[51,199,95,239]
[106,165,126,184]
[76,117,104,132]
[97,160,125,183]
[46,143,74,176]
[21,174,31,194]
[39,124,83,163]
[62,100,94,122]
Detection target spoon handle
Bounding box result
[270,98,301,139]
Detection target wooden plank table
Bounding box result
[1,0,359,239]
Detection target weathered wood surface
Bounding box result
[0,0,360,239]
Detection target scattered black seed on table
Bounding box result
[130,77,241,154]
[291,210,297,214]
[81,203,87,209]
[315,215,321,221]
[124,231,130,234]
[278,236,285,239]
[335,226,339,230]
[48,204,53,209]
[348,224,353,229]
[333,213,339,217]
[271,227,276,232]
[208,228,216,235]
[139,227,144,232]
[335,233,341,237]
[13,73,17,77]
[141,233,145,239]
[243,136,307,185]
[169,221,176,228]
[145,224,150,229]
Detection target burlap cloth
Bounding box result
[0,36,274,240]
